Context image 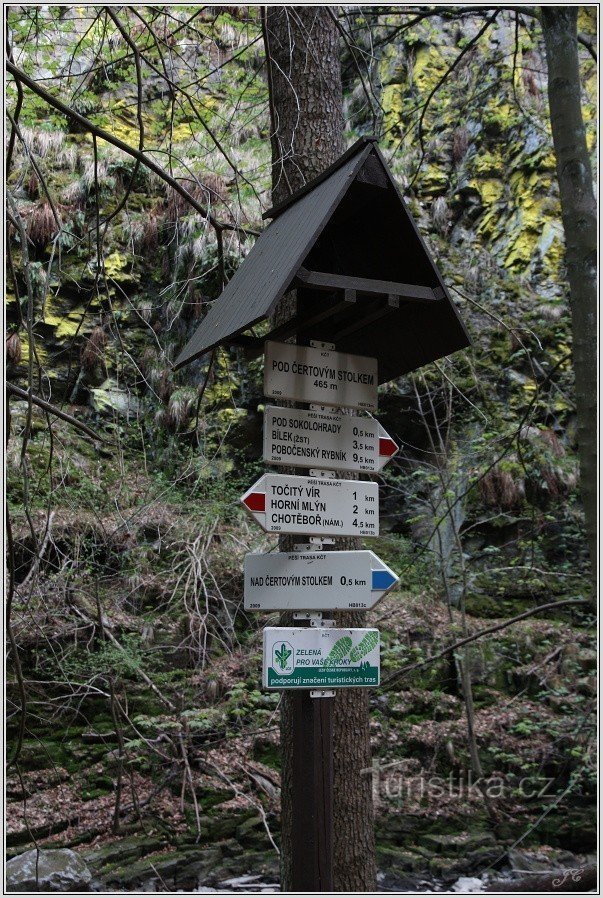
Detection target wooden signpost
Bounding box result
[239,340,393,892]
[175,140,470,895]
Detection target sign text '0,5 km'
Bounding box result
[240,473,379,537]
[263,627,380,690]
[264,341,378,410]
[245,550,399,611]
[263,405,398,473]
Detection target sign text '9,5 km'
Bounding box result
[263,405,398,473]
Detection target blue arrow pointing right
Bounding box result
[371,570,397,591]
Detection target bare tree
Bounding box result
[541,7,597,599]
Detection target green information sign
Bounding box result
[263,627,380,690]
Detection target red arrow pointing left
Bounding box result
[243,491,265,512]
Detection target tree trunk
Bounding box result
[263,7,376,891]
[264,7,345,206]
[541,8,597,598]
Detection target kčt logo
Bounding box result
[273,641,294,674]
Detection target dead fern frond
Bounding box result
[28,202,58,248]
[81,326,108,373]
[139,347,158,375]
[452,126,469,166]
[197,173,229,205]
[164,187,189,223]
[6,332,22,366]
[479,467,524,510]
[167,387,196,429]
[60,179,87,209]
[140,214,159,252]
[431,197,450,235]
[26,171,39,200]
[541,428,565,458]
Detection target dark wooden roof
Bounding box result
[262,136,380,220]
[174,138,470,382]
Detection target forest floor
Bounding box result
[6,408,596,891]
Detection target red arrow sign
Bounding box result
[240,473,379,537]
[242,491,265,512]
[379,437,398,459]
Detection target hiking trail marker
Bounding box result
[263,627,380,690]
[240,472,379,537]
[245,549,399,611]
[263,405,398,473]
[264,341,378,410]
[173,138,472,893]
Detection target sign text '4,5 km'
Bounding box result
[240,473,379,537]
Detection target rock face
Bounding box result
[6,849,92,893]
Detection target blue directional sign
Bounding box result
[245,549,399,611]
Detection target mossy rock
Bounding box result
[101,847,213,890]
[85,834,168,873]
[419,830,496,856]
[198,786,234,811]
[536,804,596,851]
[376,845,426,873]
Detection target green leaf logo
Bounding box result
[349,631,379,663]
[322,635,352,667]
[275,643,292,670]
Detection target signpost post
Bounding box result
[242,346,390,893]
[240,343,388,892]
[237,342,393,892]
[173,138,471,895]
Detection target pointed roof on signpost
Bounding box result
[174,137,470,383]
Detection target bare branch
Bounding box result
[6,383,110,444]
[384,598,590,686]
[6,58,257,236]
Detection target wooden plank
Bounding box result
[295,267,440,301]
[291,692,334,891]
[332,306,391,342]
[242,299,354,359]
